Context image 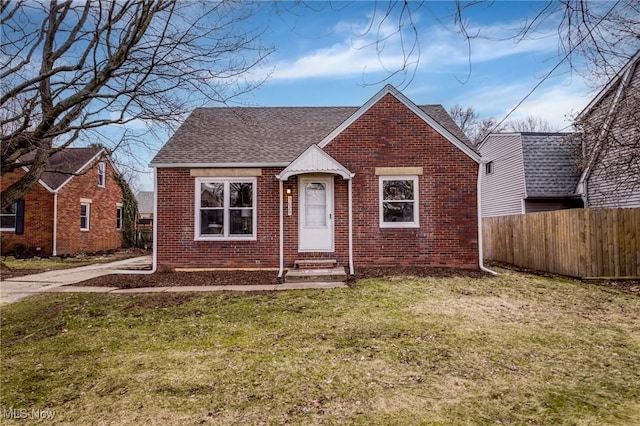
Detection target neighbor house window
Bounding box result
[98,162,106,187]
[80,202,90,231]
[116,206,123,230]
[195,177,256,240]
[379,176,419,228]
[1,202,17,231]
[485,161,494,175]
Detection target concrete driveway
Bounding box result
[0,256,152,305]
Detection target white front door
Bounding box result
[299,176,334,252]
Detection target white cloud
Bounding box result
[269,12,562,81]
[457,77,594,131]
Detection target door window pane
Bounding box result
[305,182,326,228]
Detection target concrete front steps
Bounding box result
[284,259,347,285]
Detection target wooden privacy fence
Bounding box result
[483,208,640,279]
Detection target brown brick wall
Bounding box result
[1,168,55,255]
[156,93,479,270]
[55,158,124,255]
[323,94,479,268]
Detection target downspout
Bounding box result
[348,176,354,276]
[278,179,284,281]
[151,167,157,273]
[52,191,58,256]
[477,162,498,275]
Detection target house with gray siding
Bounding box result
[478,132,583,217]
[575,50,640,208]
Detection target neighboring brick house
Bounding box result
[1,147,124,256]
[575,50,640,208]
[478,132,584,217]
[150,85,483,278]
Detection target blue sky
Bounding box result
[135,1,603,190]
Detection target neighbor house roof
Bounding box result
[520,133,582,197]
[577,50,640,121]
[150,101,473,167]
[19,147,104,191]
[135,191,154,214]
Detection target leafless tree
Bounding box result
[506,116,555,133]
[449,105,478,135]
[1,0,272,209]
[449,105,505,145]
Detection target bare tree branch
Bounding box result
[1,0,273,209]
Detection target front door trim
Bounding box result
[298,175,334,252]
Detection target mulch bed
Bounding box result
[71,266,489,289]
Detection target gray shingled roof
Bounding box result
[521,133,582,197]
[135,191,154,214]
[151,105,473,166]
[19,147,103,190]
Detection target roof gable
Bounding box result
[19,147,105,191]
[318,85,480,162]
[276,145,353,181]
[150,85,476,167]
[578,50,640,120]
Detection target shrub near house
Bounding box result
[1,147,124,256]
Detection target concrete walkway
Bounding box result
[0,256,346,305]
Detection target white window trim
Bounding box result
[379,175,420,228]
[98,162,106,187]
[80,202,91,231]
[485,161,494,175]
[194,177,257,241]
[116,205,123,230]
[0,202,17,232]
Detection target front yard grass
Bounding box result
[1,270,639,425]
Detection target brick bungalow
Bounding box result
[1,147,124,256]
[150,85,485,279]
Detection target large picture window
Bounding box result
[195,178,256,240]
[379,176,419,228]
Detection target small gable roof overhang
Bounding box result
[276,144,354,181]
[318,84,481,163]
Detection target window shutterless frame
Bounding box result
[379,175,420,228]
[194,177,257,241]
[80,202,90,231]
[116,206,123,230]
[98,162,106,187]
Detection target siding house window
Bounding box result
[116,206,123,230]
[485,161,494,175]
[379,176,419,228]
[98,162,106,187]
[195,177,256,240]
[1,202,17,231]
[80,202,90,231]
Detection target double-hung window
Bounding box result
[80,202,91,231]
[98,162,106,187]
[116,206,123,230]
[195,177,256,240]
[1,202,17,231]
[379,175,419,228]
